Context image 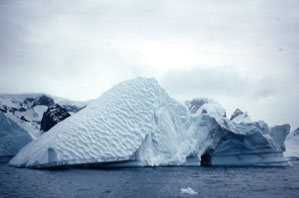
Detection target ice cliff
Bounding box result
[285,127,299,160]
[9,77,291,168]
[0,112,32,158]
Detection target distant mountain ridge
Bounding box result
[0,93,88,137]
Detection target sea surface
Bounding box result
[1,161,299,198]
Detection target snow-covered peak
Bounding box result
[185,98,226,118]
[230,108,251,124]
[0,93,88,137]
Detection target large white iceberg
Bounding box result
[9,77,290,168]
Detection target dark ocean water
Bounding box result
[1,161,299,198]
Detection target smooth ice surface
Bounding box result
[9,77,291,168]
[285,128,299,160]
[0,112,32,156]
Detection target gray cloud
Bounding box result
[0,0,298,129]
[159,65,299,129]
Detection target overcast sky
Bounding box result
[0,0,299,129]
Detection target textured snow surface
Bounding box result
[10,78,178,167]
[0,112,32,156]
[9,78,291,168]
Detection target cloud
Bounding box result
[0,0,298,129]
[160,66,284,100]
[159,65,299,129]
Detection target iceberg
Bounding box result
[185,98,226,118]
[200,119,290,166]
[285,127,299,160]
[0,112,32,160]
[230,108,251,124]
[9,77,290,168]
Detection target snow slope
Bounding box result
[0,112,32,157]
[0,94,87,137]
[11,77,180,167]
[9,77,291,168]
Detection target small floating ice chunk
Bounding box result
[181,187,198,195]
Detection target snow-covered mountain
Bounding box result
[9,77,291,168]
[0,94,88,137]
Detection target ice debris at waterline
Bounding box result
[9,77,291,168]
[181,187,198,195]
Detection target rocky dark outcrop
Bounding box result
[25,97,34,103]
[0,105,7,113]
[20,116,29,122]
[40,104,70,132]
[19,107,26,112]
[32,95,55,108]
[8,107,18,114]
